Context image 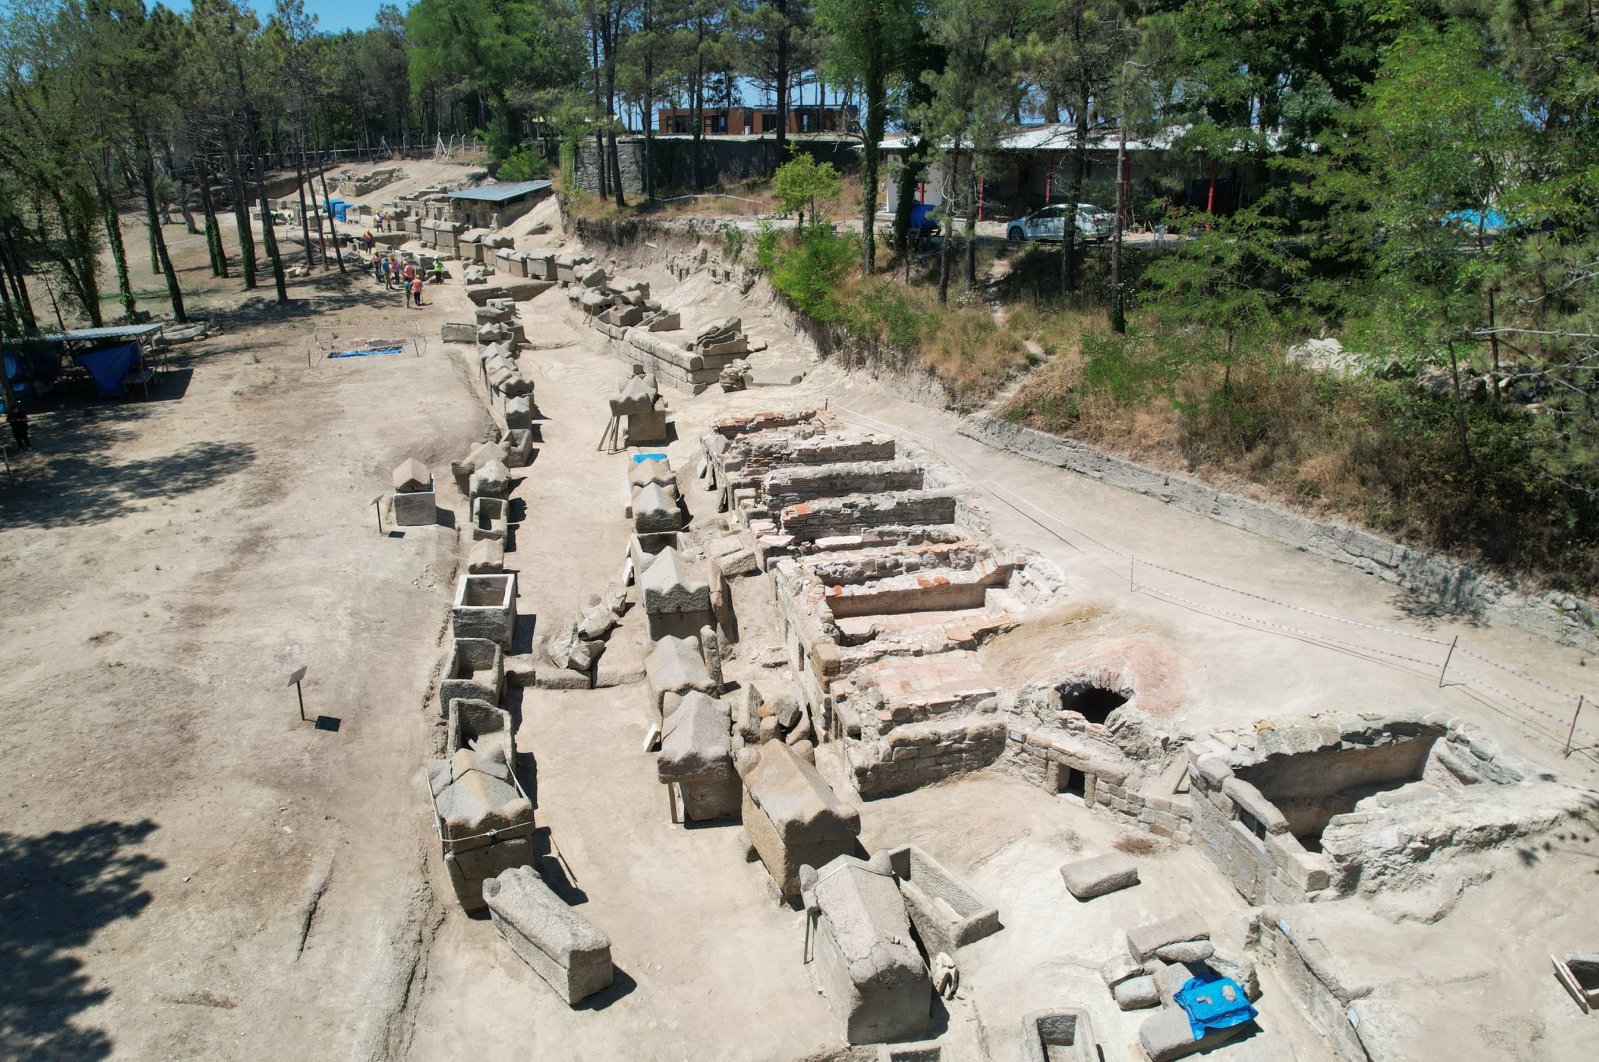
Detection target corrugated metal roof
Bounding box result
[38,322,165,343]
[444,180,553,203]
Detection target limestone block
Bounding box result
[471,459,511,499]
[483,866,614,1006]
[628,457,675,491]
[429,746,534,910]
[1060,853,1141,900]
[1155,940,1215,964]
[802,853,930,1045]
[883,844,1000,958]
[1128,911,1211,963]
[1139,1003,1250,1062]
[476,303,514,325]
[447,697,515,767]
[392,489,436,526]
[632,482,684,533]
[741,742,861,903]
[438,638,504,717]
[643,635,713,714]
[468,538,505,574]
[498,371,534,397]
[1020,1009,1098,1062]
[640,547,710,615]
[472,496,509,543]
[452,440,505,488]
[503,429,534,469]
[579,604,616,641]
[452,573,516,649]
[393,458,431,493]
[1100,933,1143,987]
[659,691,738,821]
[504,653,537,687]
[625,408,670,446]
[505,395,533,430]
[1113,975,1160,1010]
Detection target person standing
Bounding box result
[410,275,424,307]
[379,255,390,288]
[403,275,414,307]
[6,406,30,451]
[431,258,445,285]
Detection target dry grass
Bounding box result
[1113,834,1162,856]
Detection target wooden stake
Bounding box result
[1564,695,1584,758]
[1438,635,1458,687]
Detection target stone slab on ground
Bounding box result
[1060,853,1140,900]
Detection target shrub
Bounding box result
[496,145,551,182]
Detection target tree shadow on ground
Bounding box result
[0,819,163,1060]
[1387,588,1486,629]
[0,432,255,530]
[204,271,410,333]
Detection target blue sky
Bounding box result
[166,1,393,35]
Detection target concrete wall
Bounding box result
[960,413,1599,653]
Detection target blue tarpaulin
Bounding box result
[1175,973,1257,1042]
[74,342,140,397]
[328,346,404,360]
[331,199,349,221]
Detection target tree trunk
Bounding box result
[244,108,287,302]
[315,109,347,276]
[0,227,39,332]
[642,0,655,199]
[142,152,187,322]
[1445,338,1474,474]
[293,134,316,271]
[937,146,958,304]
[692,19,705,193]
[99,178,137,321]
[1062,98,1089,293]
[774,0,789,164]
[860,16,885,273]
[603,8,624,207]
[224,126,257,288]
[963,170,978,291]
[196,155,226,277]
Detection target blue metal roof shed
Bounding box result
[444,181,553,204]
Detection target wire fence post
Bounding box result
[1438,635,1459,687]
[1565,695,1585,758]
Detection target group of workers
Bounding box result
[366,237,445,309]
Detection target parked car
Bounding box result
[1006,203,1116,243]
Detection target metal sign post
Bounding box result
[288,665,308,721]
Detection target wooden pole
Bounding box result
[1564,695,1584,758]
[1438,636,1458,687]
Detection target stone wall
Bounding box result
[572,137,861,197]
[960,412,1599,652]
[780,490,961,541]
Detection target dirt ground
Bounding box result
[2,160,1596,1061]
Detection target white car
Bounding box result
[1006,203,1115,242]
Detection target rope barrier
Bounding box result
[832,402,1599,749]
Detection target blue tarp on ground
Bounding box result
[1175,974,1257,1042]
[327,346,404,359]
[331,199,349,221]
[74,342,140,397]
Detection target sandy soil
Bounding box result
[3,164,1595,1062]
